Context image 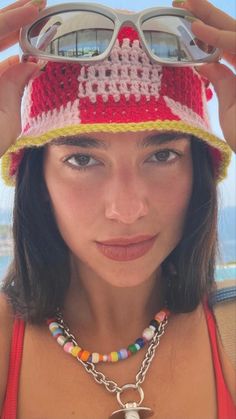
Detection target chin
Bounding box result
[89,258,162,288]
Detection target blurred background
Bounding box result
[0,0,235,281]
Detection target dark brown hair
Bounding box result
[1,136,218,323]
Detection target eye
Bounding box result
[64,154,100,170]
[147,149,180,163]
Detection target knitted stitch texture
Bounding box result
[1,27,231,185]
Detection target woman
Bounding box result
[0,0,235,418]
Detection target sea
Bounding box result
[0,255,235,283]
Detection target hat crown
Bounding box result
[1,27,231,185]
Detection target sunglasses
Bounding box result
[20,2,221,67]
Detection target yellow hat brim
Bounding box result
[1,120,232,186]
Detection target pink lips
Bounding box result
[96,235,157,261]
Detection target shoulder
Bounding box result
[0,292,15,411]
[209,279,236,404]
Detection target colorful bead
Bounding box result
[118,349,129,360]
[71,346,82,357]
[63,342,74,354]
[110,352,119,362]
[51,326,61,333]
[57,335,67,346]
[128,344,138,353]
[80,351,91,362]
[91,353,100,364]
[149,319,159,330]
[155,310,167,323]
[52,329,63,338]
[149,325,156,332]
[142,327,155,341]
[49,322,60,331]
[48,307,170,364]
[135,338,145,348]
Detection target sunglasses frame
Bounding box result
[19,2,221,67]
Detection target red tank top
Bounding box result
[1,303,235,419]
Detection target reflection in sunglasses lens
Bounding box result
[28,11,216,62]
[141,15,216,62]
[29,11,115,58]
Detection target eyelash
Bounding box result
[64,154,100,171]
[147,149,181,164]
[63,149,182,171]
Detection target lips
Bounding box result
[95,235,157,261]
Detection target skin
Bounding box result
[173,0,236,151]
[0,0,235,157]
[0,2,235,416]
[43,131,193,336]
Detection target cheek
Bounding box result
[149,160,193,234]
[43,166,102,240]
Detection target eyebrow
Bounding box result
[141,132,190,147]
[50,136,108,149]
[50,133,190,149]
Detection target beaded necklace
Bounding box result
[47,308,170,364]
[47,307,170,418]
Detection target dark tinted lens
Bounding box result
[28,11,114,58]
[141,15,216,62]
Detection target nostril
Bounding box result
[105,200,148,224]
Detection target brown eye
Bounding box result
[148,149,179,163]
[74,155,91,166]
[65,154,99,169]
[155,150,172,161]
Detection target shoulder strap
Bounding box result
[1,317,25,419]
[209,279,236,370]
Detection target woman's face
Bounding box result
[43,131,193,287]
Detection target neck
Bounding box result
[62,256,166,347]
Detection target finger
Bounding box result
[0,55,19,77]
[197,63,235,100]
[0,0,34,13]
[0,30,20,51]
[0,4,40,41]
[222,52,236,69]
[0,62,40,156]
[191,20,236,54]
[196,63,236,149]
[173,0,236,31]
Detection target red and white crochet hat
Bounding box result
[1,27,231,186]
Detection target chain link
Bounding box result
[57,312,168,395]
[136,319,168,386]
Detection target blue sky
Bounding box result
[0,0,235,210]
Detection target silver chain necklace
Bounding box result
[56,311,169,418]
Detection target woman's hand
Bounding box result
[0,0,46,158]
[173,0,236,152]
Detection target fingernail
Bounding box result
[185,16,199,22]
[173,0,187,4]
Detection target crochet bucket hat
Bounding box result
[1,27,231,186]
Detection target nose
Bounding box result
[105,171,149,224]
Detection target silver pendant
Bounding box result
[109,384,154,419]
[110,402,154,419]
